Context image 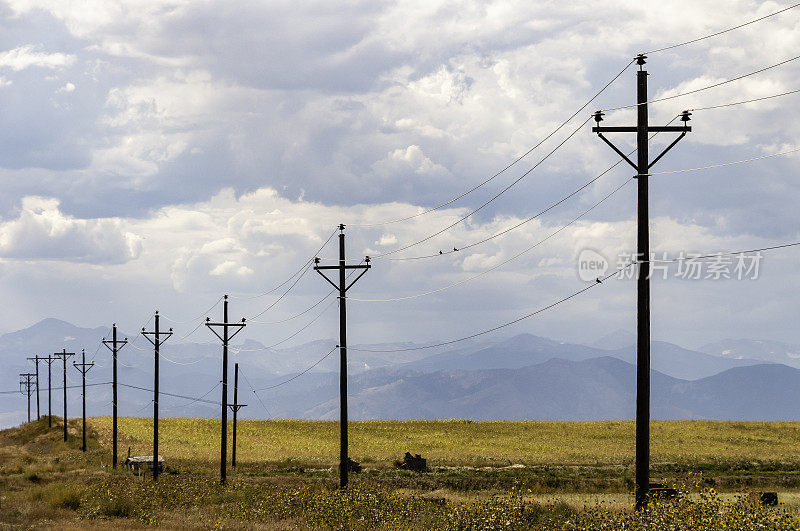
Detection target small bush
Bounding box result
[40,483,84,510]
[98,496,135,518]
[23,469,41,483]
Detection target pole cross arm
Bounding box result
[101,338,128,352]
[73,362,95,374]
[205,321,246,343]
[596,133,637,170]
[345,264,371,293]
[314,268,340,291]
[142,330,173,347]
[648,131,687,169]
[592,125,690,133]
[228,404,248,412]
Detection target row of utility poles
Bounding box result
[17,317,249,483]
[13,56,685,509]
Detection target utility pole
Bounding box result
[27,355,42,420]
[102,325,128,468]
[206,295,246,485]
[314,224,370,489]
[19,373,36,423]
[228,363,247,468]
[73,349,94,452]
[591,54,692,509]
[52,349,75,442]
[142,311,172,481]
[44,355,55,428]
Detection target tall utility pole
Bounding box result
[27,355,42,420]
[591,54,692,509]
[52,349,75,442]
[102,325,128,468]
[19,373,36,423]
[142,311,172,481]
[228,363,247,468]
[314,224,371,489]
[206,295,246,485]
[44,355,55,428]
[73,349,94,452]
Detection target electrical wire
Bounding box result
[158,382,222,411]
[349,59,635,227]
[159,296,224,325]
[600,53,800,112]
[349,177,634,302]
[371,116,593,259]
[232,298,337,352]
[689,87,800,111]
[229,227,338,300]
[240,370,273,418]
[381,158,631,262]
[0,381,112,394]
[118,382,221,406]
[649,145,800,175]
[157,351,215,366]
[246,290,334,325]
[253,345,338,391]
[246,264,313,320]
[644,3,800,54]
[349,241,800,353]
[368,114,681,261]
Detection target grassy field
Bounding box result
[2,417,800,528]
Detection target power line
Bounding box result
[158,382,222,411]
[348,176,634,302]
[650,145,800,175]
[160,296,224,325]
[253,345,338,391]
[349,241,800,353]
[381,159,631,262]
[247,264,313,320]
[240,370,272,418]
[229,227,338,300]
[232,298,337,352]
[644,3,800,54]
[0,381,111,395]
[689,87,800,111]
[118,382,221,406]
[368,115,680,264]
[372,116,593,258]
[600,53,800,112]
[246,290,334,324]
[349,59,635,227]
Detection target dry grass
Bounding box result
[4,417,800,529]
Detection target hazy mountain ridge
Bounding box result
[2,318,798,427]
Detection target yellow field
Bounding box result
[99,417,800,468]
[3,417,800,529]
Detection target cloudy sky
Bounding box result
[0,0,799,350]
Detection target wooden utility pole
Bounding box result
[26,356,42,420]
[314,224,371,489]
[73,349,94,452]
[19,373,36,423]
[52,350,75,442]
[206,295,246,485]
[228,363,247,468]
[44,355,55,427]
[142,311,172,480]
[102,325,128,468]
[591,54,692,509]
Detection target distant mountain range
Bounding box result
[3,318,800,427]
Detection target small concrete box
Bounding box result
[125,455,164,474]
